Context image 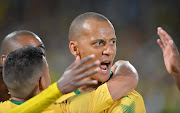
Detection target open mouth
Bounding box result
[99,61,110,71]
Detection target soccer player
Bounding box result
[0,45,103,113]
[157,27,180,90]
[0,30,46,101]
[0,30,100,102]
[7,12,145,113]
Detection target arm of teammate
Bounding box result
[58,60,140,113]
[157,27,180,90]
[8,54,100,113]
[107,60,139,101]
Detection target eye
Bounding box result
[96,41,104,46]
[111,40,116,44]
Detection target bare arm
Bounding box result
[157,27,180,90]
[108,60,138,101]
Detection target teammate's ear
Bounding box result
[69,41,79,57]
[1,55,7,65]
[39,76,46,91]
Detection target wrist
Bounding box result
[57,80,66,94]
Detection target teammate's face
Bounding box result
[77,20,116,82]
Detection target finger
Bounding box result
[157,27,167,46]
[77,60,100,74]
[157,39,164,50]
[78,80,98,86]
[169,40,179,52]
[79,67,100,79]
[160,27,172,41]
[66,56,80,70]
[73,54,95,69]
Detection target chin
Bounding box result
[94,73,110,83]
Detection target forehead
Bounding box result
[8,35,43,53]
[80,20,116,41]
[15,35,42,46]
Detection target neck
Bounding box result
[11,96,26,102]
[10,85,40,102]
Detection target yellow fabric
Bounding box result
[3,82,63,113]
[59,83,115,113]
[102,90,146,113]
[58,84,146,113]
[2,82,146,113]
[56,92,75,103]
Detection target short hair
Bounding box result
[68,12,111,41]
[3,46,45,95]
[1,30,44,55]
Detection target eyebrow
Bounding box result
[111,38,116,40]
[91,39,105,44]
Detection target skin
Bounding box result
[157,27,180,90]
[70,20,116,92]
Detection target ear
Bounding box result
[1,55,7,65]
[39,76,46,91]
[69,41,80,57]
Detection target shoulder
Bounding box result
[0,100,16,112]
[117,90,146,113]
[119,90,145,104]
[56,91,76,103]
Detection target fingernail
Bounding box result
[93,80,98,84]
[95,67,100,71]
[90,54,95,58]
[170,40,174,45]
[95,60,100,64]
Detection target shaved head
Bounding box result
[1,30,44,56]
[0,30,45,101]
[68,12,112,41]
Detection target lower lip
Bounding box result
[100,66,110,75]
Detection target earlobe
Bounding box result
[69,41,79,57]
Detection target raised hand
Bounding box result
[157,27,180,75]
[157,27,180,90]
[57,54,100,94]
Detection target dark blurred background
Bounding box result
[0,0,180,113]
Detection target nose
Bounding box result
[102,45,113,56]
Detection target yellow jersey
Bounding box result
[6,82,146,113]
[0,83,63,113]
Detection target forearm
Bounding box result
[172,69,180,90]
[107,75,138,102]
[8,82,63,113]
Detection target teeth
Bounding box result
[102,67,107,70]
